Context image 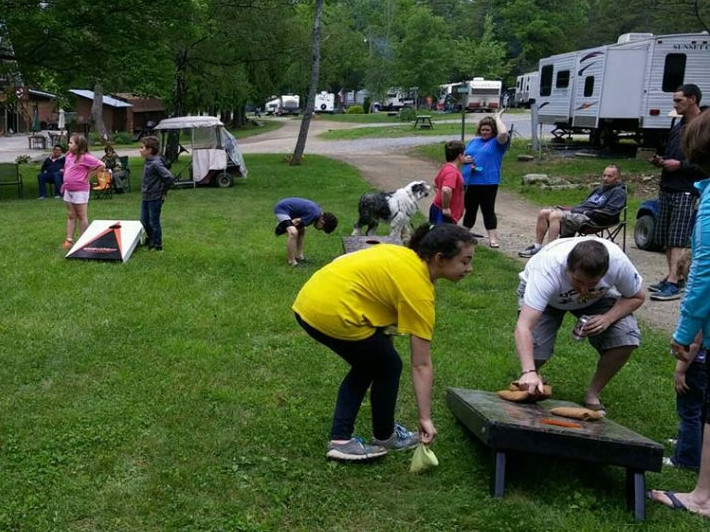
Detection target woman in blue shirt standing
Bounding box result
[461,109,510,248]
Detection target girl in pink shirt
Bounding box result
[61,134,104,250]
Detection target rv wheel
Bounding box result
[216,172,234,188]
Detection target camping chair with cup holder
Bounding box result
[576,188,628,252]
[91,170,113,200]
[111,156,131,193]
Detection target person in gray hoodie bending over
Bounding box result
[139,136,174,251]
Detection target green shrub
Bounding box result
[398,107,417,122]
[14,155,31,165]
[346,104,364,114]
[112,131,134,144]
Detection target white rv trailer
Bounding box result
[314,91,335,113]
[536,32,710,147]
[263,94,301,116]
[515,71,539,107]
[465,78,502,112]
[279,94,300,115]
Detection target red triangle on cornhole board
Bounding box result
[66,220,144,262]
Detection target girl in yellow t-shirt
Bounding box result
[293,223,476,461]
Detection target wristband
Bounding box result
[520,369,537,376]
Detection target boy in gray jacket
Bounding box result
[139,136,174,251]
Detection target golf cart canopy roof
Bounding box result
[154,116,224,130]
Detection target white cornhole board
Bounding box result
[65,220,144,262]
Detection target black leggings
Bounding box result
[295,314,401,441]
[463,184,498,230]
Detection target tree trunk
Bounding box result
[290,0,323,166]
[91,82,108,142]
[166,49,188,166]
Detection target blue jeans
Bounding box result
[295,313,401,441]
[673,360,707,470]
[141,199,163,247]
[38,171,63,198]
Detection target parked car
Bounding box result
[634,199,660,251]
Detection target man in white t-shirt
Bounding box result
[514,237,646,416]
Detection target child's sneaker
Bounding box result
[326,437,387,461]
[372,423,419,451]
[61,239,74,250]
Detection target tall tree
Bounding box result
[291,0,324,166]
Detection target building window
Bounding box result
[662,54,686,92]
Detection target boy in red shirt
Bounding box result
[429,140,467,224]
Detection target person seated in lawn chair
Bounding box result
[37,144,65,199]
[518,165,626,258]
[101,144,125,193]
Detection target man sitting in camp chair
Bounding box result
[519,165,626,258]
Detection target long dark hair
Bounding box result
[409,223,476,260]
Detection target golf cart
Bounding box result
[153,116,248,189]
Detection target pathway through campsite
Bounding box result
[239,116,676,334]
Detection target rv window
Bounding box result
[584,76,594,97]
[540,65,553,96]
[556,70,570,89]
[662,54,687,92]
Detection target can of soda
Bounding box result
[572,315,590,341]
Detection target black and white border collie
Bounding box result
[352,180,431,241]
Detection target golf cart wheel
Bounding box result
[634,214,657,250]
[216,172,234,188]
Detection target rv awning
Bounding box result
[69,89,133,108]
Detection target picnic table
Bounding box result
[413,115,433,129]
[447,388,663,521]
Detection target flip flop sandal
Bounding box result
[489,242,500,248]
[646,490,688,511]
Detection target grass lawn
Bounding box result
[0,154,700,531]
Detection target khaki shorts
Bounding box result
[517,289,641,361]
[560,212,591,237]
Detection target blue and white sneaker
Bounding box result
[373,423,419,451]
[650,282,681,301]
[326,437,387,461]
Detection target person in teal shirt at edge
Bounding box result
[649,108,710,518]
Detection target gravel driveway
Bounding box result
[240,115,677,334]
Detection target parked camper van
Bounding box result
[536,32,710,148]
[515,72,539,108]
[264,95,300,116]
[314,91,335,113]
[279,95,300,116]
[376,88,415,112]
[465,78,502,112]
[264,97,280,116]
